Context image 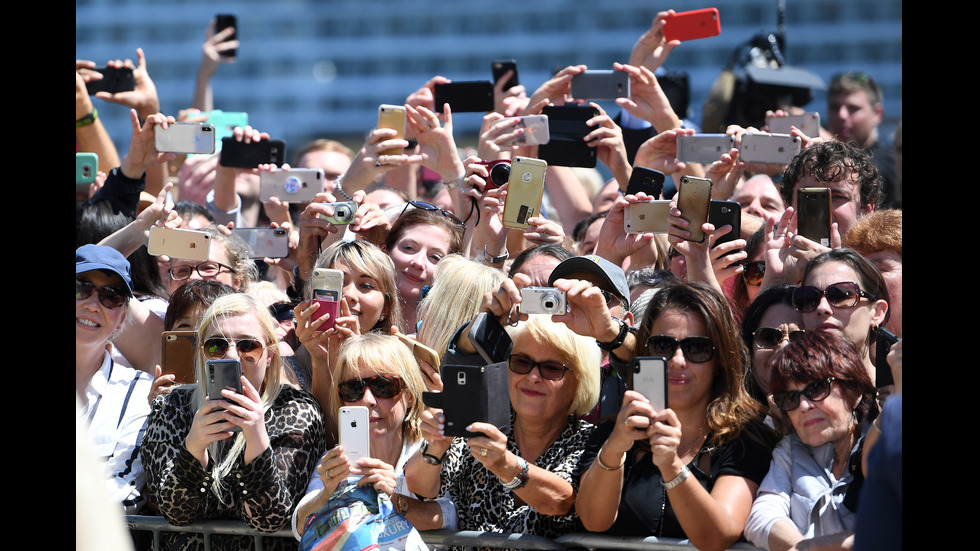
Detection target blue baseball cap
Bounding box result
[76,244,134,297]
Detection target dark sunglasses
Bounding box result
[772,377,836,412]
[338,375,405,402]
[400,200,463,225]
[76,277,129,309]
[793,282,875,313]
[753,327,806,349]
[741,260,765,286]
[646,335,715,363]
[508,354,569,381]
[202,336,267,363]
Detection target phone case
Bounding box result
[626,166,666,197]
[147,226,212,262]
[796,187,832,246]
[538,104,599,168]
[76,152,98,187]
[767,112,821,137]
[571,70,630,100]
[259,168,324,203]
[161,330,197,385]
[492,59,519,90]
[85,66,135,95]
[624,200,672,234]
[377,104,406,155]
[874,327,898,389]
[219,137,286,168]
[502,156,547,230]
[214,14,238,57]
[206,359,243,431]
[663,8,721,42]
[434,81,495,113]
[630,356,668,412]
[708,200,742,248]
[677,176,712,243]
[155,122,216,154]
[311,268,344,301]
[676,134,735,164]
[422,363,512,438]
[231,227,289,258]
[339,406,371,465]
[739,133,801,165]
[501,115,550,146]
[466,312,514,365]
[394,331,441,370]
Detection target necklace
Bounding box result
[677,429,707,460]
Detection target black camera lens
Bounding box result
[489,163,510,187]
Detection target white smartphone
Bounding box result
[676,133,735,164]
[631,356,668,412]
[767,112,821,138]
[147,226,211,262]
[155,122,216,154]
[259,168,325,203]
[739,133,802,165]
[501,115,550,146]
[624,200,672,234]
[230,226,289,258]
[339,406,370,465]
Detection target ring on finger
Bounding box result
[479,448,488,457]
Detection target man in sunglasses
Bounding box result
[76,244,153,515]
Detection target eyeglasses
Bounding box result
[169,261,237,281]
[646,335,715,363]
[772,377,836,412]
[508,354,570,381]
[400,200,463,225]
[268,302,295,323]
[741,261,765,287]
[338,375,405,402]
[202,336,267,363]
[753,327,806,349]
[793,282,875,313]
[76,277,129,309]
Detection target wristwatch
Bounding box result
[597,317,630,352]
[420,440,447,465]
[444,175,465,191]
[501,456,529,490]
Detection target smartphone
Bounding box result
[624,200,672,234]
[394,331,441,371]
[767,112,821,138]
[663,8,721,42]
[377,104,406,156]
[708,200,742,249]
[676,134,735,164]
[796,187,832,246]
[231,226,289,258]
[259,168,324,203]
[500,115,550,146]
[874,327,898,389]
[155,122,216,154]
[739,133,801,165]
[520,287,569,315]
[76,152,98,190]
[85,66,135,95]
[502,156,548,230]
[626,166,665,198]
[161,330,197,385]
[214,14,238,58]
[434,81,495,113]
[423,363,511,438]
[570,70,630,101]
[467,311,514,365]
[538,104,599,168]
[676,176,712,243]
[317,201,358,225]
[491,59,519,91]
[206,358,243,431]
[219,137,286,168]
[630,356,668,412]
[147,226,211,262]
[339,406,371,465]
[311,267,344,302]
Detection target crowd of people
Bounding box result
[77,9,902,551]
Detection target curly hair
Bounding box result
[780,140,884,211]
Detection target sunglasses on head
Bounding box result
[76,277,129,309]
[793,282,875,313]
[400,200,463,225]
[508,354,569,381]
[741,261,765,286]
[202,336,267,363]
[753,327,806,349]
[646,335,715,363]
[338,375,405,402]
[772,377,836,412]
[268,302,296,323]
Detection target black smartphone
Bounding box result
[626,166,666,198]
[434,81,495,113]
[422,363,512,438]
[467,312,514,365]
[219,137,286,168]
[709,200,742,249]
[215,14,238,58]
[205,358,244,431]
[492,59,519,91]
[796,187,832,247]
[874,327,898,389]
[538,104,599,168]
[85,66,135,95]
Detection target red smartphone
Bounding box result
[663,8,721,42]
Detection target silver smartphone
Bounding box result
[676,133,735,164]
[339,406,371,466]
[624,200,672,234]
[631,356,667,412]
[147,226,211,262]
[259,168,324,203]
[230,226,289,258]
[155,122,216,154]
[739,133,802,165]
[767,112,821,138]
[501,115,551,146]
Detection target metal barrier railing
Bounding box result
[126,516,763,551]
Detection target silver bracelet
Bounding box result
[501,456,529,490]
[662,465,690,490]
[334,175,353,201]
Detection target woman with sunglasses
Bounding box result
[744,330,877,551]
[795,248,889,384]
[730,225,767,319]
[575,280,776,550]
[293,333,448,537]
[406,314,601,540]
[142,293,327,551]
[740,284,803,408]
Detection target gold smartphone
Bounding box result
[394,330,441,370]
[676,175,712,243]
[377,104,406,156]
[502,156,548,230]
